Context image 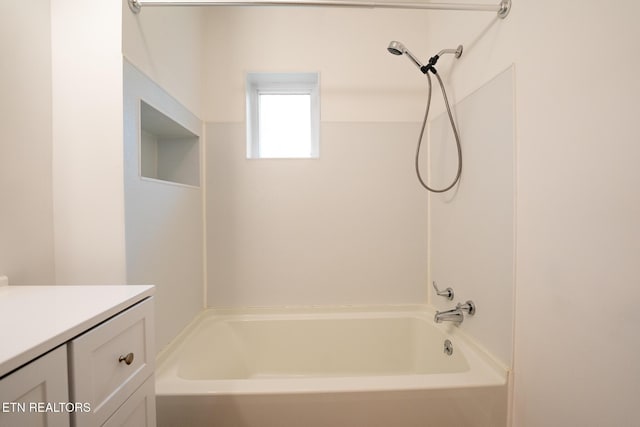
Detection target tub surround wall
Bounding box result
[429,68,515,368]
[0,1,55,284]
[204,7,432,307]
[206,122,427,307]
[122,3,205,351]
[124,61,204,352]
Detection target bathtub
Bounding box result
[155,306,508,427]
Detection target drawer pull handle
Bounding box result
[118,352,135,365]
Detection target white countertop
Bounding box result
[0,285,155,378]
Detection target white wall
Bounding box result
[0,1,55,284]
[423,1,640,425]
[122,5,206,350]
[51,0,127,284]
[204,7,433,122]
[2,1,207,353]
[122,2,205,118]
[123,61,204,352]
[204,7,431,307]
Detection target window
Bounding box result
[246,72,319,159]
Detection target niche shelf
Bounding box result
[140,100,199,186]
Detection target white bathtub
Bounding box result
[156,306,508,427]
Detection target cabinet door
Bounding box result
[0,345,70,427]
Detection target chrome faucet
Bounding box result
[434,301,476,324]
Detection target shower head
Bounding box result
[387,40,405,56]
[387,40,424,70]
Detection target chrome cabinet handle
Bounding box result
[118,352,134,365]
[432,281,454,300]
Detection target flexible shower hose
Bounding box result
[415,71,462,193]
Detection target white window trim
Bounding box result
[246,72,320,159]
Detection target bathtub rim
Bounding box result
[155,305,510,396]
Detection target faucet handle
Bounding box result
[432,281,454,301]
[456,300,476,315]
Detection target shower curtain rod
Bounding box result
[128,0,511,18]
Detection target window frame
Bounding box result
[246,72,320,159]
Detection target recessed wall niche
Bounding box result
[140,100,199,186]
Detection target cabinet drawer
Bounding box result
[69,297,154,426]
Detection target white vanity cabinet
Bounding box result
[0,285,156,427]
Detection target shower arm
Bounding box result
[421,45,463,75]
[128,0,511,18]
[437,46,463,58]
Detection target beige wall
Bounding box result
[0,1,55,284]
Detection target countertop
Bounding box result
[0,285,155,378]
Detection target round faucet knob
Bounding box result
[456,300,476,315]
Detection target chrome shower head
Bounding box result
[387,41,405,56]
[387,40,424,70]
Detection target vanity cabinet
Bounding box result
[0,286,156,427]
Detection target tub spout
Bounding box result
[434,300,476,324]
[434,308,464,324]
